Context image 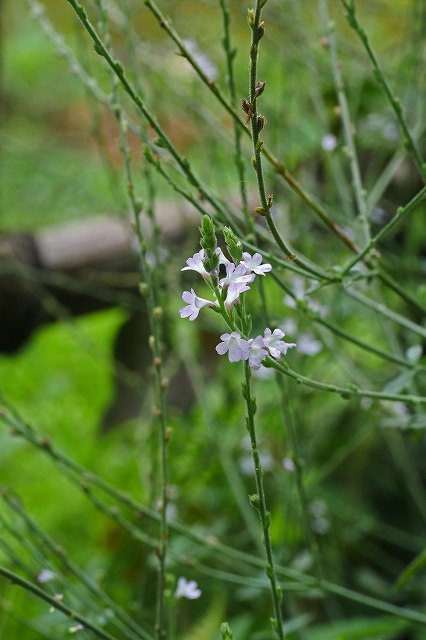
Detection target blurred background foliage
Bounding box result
[1,0,426,639]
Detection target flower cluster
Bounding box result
[180,244,296,370]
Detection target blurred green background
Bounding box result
[1,1,426,638]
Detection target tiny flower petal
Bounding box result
[69,624,84,634]
[37,569,56,584]
[181,249,210,279]
[179,289,213,321]
[216,332,249,362]
[175,576,202,600]
[224,281,250,308]
[263,327,296,359]
[220,263,254,289]
[241,252,272,276]
[247,335,268,369]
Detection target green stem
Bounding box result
[341,0,426,181]
[341,185,426,275]
[242,363,285,639]
[0,566,121,640]
[321,0,370,244]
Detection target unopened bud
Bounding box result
[154,357,162,368]
[148,335,155,351]
[139,282,149,297]
[165,427,172,442]
[257,114,266,131]
[153,306,163,320]
[254,80,266,99]
[257,21,265,40]
[248,8,255,27]
[241,99,252,114]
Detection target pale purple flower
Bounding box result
[182,39,217,81]
[224,281,250,308]
[282,457,295,473]
[69,624,84,634]
[181,249,210,279]
[216,332,249,362]
[241,252,272,276]
[216,247,231,267]
[179,289,213,321]
[175,576,202,600]
[263,328,296,359]
[247,335,268,369]
[220,262,255,289]
[321,133,337,152]
[37,569,56,584]
[297,334,322,356]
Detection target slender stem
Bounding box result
[321,0,370,244]
[341,185,426,275]
[268,357,426,404]
[340,0,426,181]
[3,406,426,623]
[0,566,121,640]
[242,362,285,639]
[219,0,251,230]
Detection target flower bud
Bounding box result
[254,80,266,99]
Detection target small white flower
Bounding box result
[241,252,272,276]
[175,576,202,600]
[181,249,210,279]
[321,133,337,152]
[216,247,231,267]
[69,623,84,633]
[282,457,295,473]
[216,332,249,363]
[263,328,296,359]
[220,262,255,289]
[247,335,268,370]
[297,334,322,356]
[182,39,218,81]
[179,289,214,321]
[224,281,250,308]
[240,450,273,475]
[37,569,56,584]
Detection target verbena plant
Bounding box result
[1,0,426,639]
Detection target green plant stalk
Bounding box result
[276,376,323,579]
[341,185,426,275]
[0,566,121,640]
[3,406,426,623]
[267,357,426,404]
[142,0,360,255]
[321,0,370,244]
[341,0,426,181]
[345,287,426,339]
[1,491,151,640]
[92,3,170,630]
[115,113,169,640]
[242,362,285,640]
[219,0,251,230]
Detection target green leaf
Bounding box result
[395,548,426,589]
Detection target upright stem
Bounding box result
[242,362,285,640]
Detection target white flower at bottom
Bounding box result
[179,289,214,321]
[216,332,249,362]
[175,576,202,600]
[247,336,268,370]
[263,328,296,359]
